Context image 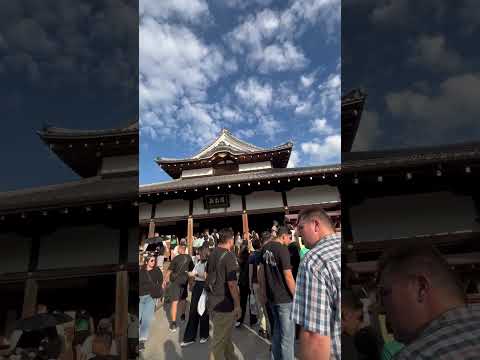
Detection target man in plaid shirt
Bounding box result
[377,242,480,359]
[292,206,341,360]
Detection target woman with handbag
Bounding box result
[180,245,210,347]
[139,254,163,352]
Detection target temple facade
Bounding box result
[0,121,139,360]
[341,90,480,303]
[139,129,341,250]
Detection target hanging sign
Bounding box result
[204,194,230,209]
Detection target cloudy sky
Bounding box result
[0,0,137,192]
[139,0,341,184]
[344,0,480,151]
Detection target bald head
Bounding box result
[378,241,464,302]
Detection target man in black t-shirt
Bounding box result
[259,226,296,360]
[163,241,194,332]
[206,228,240,360]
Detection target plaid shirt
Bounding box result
[291,233,341,360]
[394,304,480,360]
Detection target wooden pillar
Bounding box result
[281,191,289,215]
[22,278,38,318]
[115,271,129,360]
[148,219,155,238]
[242,211,250,241]
[187,216,194,255]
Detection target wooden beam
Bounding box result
[187,216,194,255]
[115,271,129,360]
[22,278,38,318]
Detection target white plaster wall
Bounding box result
[246,190,283,210]
[139,203,152,221]
[239,161,272,172]
[155,199,188,219]
[350,192,480,242]
[37,225,120,269]
[0,233,31,273]
[182,168,213,178]
[287,185,340,207]
[193,194,242,216]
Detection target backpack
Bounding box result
[170,255,189,283]
[206,251,228,294]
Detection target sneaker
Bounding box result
[199,338,208,344]
[180,340,195,347]
[235,321,241,328]
[169,322,177,332]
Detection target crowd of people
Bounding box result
[0,304,139,360]
[139,205,342,359]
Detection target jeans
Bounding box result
[270,302,294,360]
[139,294,156,341]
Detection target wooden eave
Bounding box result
[157,145,292,179]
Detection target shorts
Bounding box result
[170,282,188,301]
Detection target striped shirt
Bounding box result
[291,233,341,360]
[394,304,480,360]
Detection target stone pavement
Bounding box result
[140,298,300,360]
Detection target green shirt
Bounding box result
[299,246,309,260]
[381,341,404,360]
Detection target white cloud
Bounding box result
[318,73,341,117]
[235,78,273,108]
[300,73,315,87]
[257,113,284,140]
[300,134,341,164]
[370,0,409,25]
[236,128,256,138]
[139,17,236,141]
[294,101,312,115]
[409,34,463,72]
[311,118,335,135]
[287,149,301,168]
[385,73,480,144]
[224,0,273,8]
[227,0,339,72]
[139,0,209,22]
[256,41,308,73]
[177,99,221,145]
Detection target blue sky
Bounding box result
[139,0,341,184]
[343,0,480,151]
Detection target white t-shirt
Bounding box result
[193,261,207,282]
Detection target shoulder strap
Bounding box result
[176,255,190,275]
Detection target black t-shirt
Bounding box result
[206,247,238,312]
[248,250,261,284]
[288,242,301,279]
[168,254,194,285]
[261,241,293,304]
[139,267,164,296]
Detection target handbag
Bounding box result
[197,289,207,316]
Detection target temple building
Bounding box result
[341,90,480,303]
[139,129,341,250]
[0,121,139,360]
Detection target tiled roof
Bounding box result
[0,175,137,214]
[38,120,138,139]
[343,142,480,172]
[140,165,340,193]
